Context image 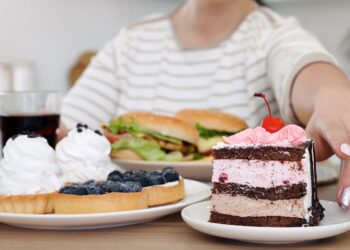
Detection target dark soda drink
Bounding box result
[0,114,60,148]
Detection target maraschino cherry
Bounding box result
[254,92,285,133]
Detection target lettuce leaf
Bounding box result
[108,117,142,135]
[111,138,183,161]
[195,123,233,139]
[109,118,182,145]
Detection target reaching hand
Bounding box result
[305,86,350,208]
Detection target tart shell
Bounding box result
[53,191,148,214]
[0,193,55,214]
[145,178,185,206]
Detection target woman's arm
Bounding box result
[291,62,350,208]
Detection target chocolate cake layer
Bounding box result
[310,198,324,225]
[212,146,305,161]
[209,212,309,227]
[212,182,306,200]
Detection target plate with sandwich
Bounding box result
[103,110,247,181]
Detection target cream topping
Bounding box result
[0,135,61,195]
[222,125,307,147]
[56,126,114,183]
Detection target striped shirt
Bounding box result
[61,7,337,130]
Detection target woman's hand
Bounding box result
[304,86,350,208]
[291,62,350,208]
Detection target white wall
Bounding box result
[269,0,350,75]
[0,0,349,91]
[0,0,182,91]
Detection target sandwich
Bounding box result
[102,112,199,161]
[175,109,248,156]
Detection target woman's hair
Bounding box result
[255,0,267,6]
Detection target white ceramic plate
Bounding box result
[182,200,350,244]
[113,159,339,183]
[0,180,210,230]
[317,161,339,185]
[113,159,212,181]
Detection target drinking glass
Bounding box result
[0,91,61,149]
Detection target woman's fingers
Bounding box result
[340,143,350,158]
[306,114,350,208]
[307,116,350,162]
[307,125,333,161]
[337,160,350,208]
[309,114,350,208]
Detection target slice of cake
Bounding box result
[209,93,324,227]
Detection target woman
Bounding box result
[60,0,350,208]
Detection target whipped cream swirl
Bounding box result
[0,135,62,196]
[56,126,114,183]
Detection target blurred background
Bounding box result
[0,0,349,91]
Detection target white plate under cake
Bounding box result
[182,200,350,244]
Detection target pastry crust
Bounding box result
[53,191,149,214]
[145,178,185,206]
[0,193,55,214]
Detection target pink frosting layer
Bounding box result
[212,159,307,188]
[223,125,307,147]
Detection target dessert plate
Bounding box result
[317,161,339,185]
[113,159,212,181]
[113,159,338,183]
[0,179,210,230]
[182,200,350,244]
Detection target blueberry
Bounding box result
[59,185,88,195]
[107,171,124,182]
[136,170,148,176]
[82,180,96,186]
[86,183,106,195]
[123,171,137,181]
[148,175,166,186]
[126,181,142,192]
[162,167,175,174]
[162,168,179,182]
[102,180,121,192]
[149,170,161,177]
[132,170,150,187]
[118,181,142,192]
[110,175,124,182]
[134,175,150,187]
[59,186,73,194]
[94,130,102,136]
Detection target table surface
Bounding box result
[0,183,349,250]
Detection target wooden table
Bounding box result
[0,183,349,250]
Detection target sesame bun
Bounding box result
[117,112,199,145]
[175,109,248,133]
